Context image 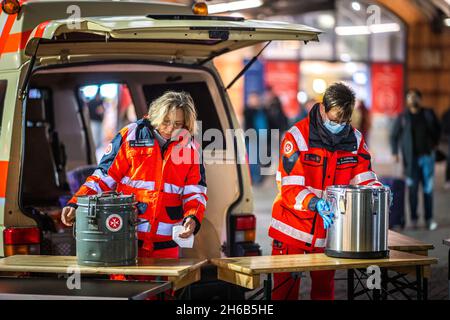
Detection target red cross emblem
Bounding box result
[106,214,122,232]
[284,141,294,155]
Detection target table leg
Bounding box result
[264,274,272,301]
[186,285,192,300]
[423,277,428,301]
[381,268,388,300]
[347,269,355,300]
[416,266,423,301]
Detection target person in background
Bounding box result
[351,100,371,141]
[244,92,269,185]
[264,86,289,163]
[269,83,382,300]
[264,86,288,134]
[442,105,450,190]
[88,90,105,150]
[390,89,441,230]
[289,99,315,127]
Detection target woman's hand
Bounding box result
[61,206,76,226]
[179,217,196,238]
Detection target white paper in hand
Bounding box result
[172,225,194,248]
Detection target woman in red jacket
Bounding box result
[61,91,207,259]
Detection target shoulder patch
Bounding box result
[283,141,294,155]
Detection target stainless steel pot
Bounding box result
[324,185,390,259]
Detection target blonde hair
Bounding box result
[147,91,197,135]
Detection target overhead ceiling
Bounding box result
[180,0,449,23]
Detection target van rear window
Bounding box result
[0,80,7,133]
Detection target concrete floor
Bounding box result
[251,161,450,300]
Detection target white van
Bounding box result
[0,0,320,298]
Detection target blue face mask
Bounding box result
[324,119,346,134]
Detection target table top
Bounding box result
[0,255,207,277]
[443,239,450,247]
[211,250,438,275]
[388,230,434,251]
[0,277,171,300]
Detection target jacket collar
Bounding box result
[308,104,357,153]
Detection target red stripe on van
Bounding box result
[34,21,50,38]
[0,161,9,198]
[0,14,17,54]
[0,20,50,54]
[2,30,32,53]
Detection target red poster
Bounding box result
[264,60,299,118]
[371,63,404,116]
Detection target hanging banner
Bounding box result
[264,60,300,118]
[371,63,404,116]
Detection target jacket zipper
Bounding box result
[149,140,170,242]
[321,157,328,189]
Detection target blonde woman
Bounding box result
[61,91,207,260]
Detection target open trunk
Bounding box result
[20,62,241,260]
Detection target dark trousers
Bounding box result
[406,154,435,222]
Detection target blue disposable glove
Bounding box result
[315,199,334,229]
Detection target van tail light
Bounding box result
[234,215,256,242]
[3,227,41,256]
[231,215,260,256]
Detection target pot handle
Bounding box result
[338,191,346,214]
[372,189,379,215]
[326,190,346,215]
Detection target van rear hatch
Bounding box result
[25,15,321,62]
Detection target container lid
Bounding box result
[76,192,135,207]
[326,185,390,193]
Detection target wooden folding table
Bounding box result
[0,255,207,299]
[211,250,437,300]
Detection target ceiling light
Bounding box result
[351,2,361,11]
[208,0,263,14]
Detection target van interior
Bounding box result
[20,62,235,259]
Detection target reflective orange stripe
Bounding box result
[1,20,50,54]
[0,161,9,198]
[0,13,18,54]
[3,30,32,53]
[35,21,50,38]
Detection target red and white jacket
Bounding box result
[68,118,207,252]
[269,108,381,251]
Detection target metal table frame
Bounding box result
[244,266,429,301]
[346,266,428,300]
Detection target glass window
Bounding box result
[336,0,370,61]
[78,83,137,162]
[335,0,405,62]
[369,8,406,62]
[298,10,335,60]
